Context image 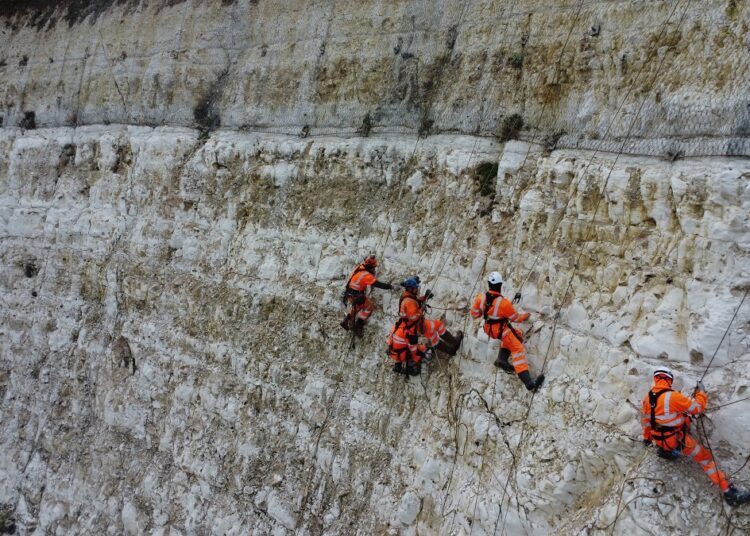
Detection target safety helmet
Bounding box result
[402,276,421,289]
[653,367,674,381]
[363,255,378,269]
[488,272,503,285]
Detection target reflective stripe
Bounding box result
[688,402,702,413]
[509,312,520,321]
[350,271,370,291]
[689,445,701,458]
[656,416,684,427]
[489,296,502,318]
[664,392,672,415]
[699,459,712,467]
[392,335,409,344]
[706,467,718,476]
[471,294,486,316]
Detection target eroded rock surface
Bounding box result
[1,1,750,535]
[1,126,749,535]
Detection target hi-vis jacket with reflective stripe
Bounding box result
[386,322,422,363]
[641,377,707,441]
[399,291,426,324]
[347,268,377,292]
[470,290,529,339]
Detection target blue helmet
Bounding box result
[402,276,421,289]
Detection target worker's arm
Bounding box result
[641,395,652,442]
[372,280,393,290]
[672,389,707,416]
[507,301,529,322]
[469,294,484,319]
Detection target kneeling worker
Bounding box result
[386,321,424,376]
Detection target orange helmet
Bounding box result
[363,255,378,269]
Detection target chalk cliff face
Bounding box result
[1,1,750,536]
[1,0,749,154]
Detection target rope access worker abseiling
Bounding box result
[470,272,544,391]
[341,255,393,337]
[642,367,750,506]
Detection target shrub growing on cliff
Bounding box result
[498,113,523,142]
[20,111,36,130]
[473,161,499,197]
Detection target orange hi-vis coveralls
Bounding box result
[641,378,729,492]
[420,319,447,347]
[470,290,530,373]
[399,291,427,326]
[345,267,377,321]
[386,322,425,364]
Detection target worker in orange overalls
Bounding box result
[399,276,463,355]
[470,271,544,391]
[341,255,393,337]
[418,317,463,357]
[398,276,431,326]
[386,320,424,376]
[641,367,750,506]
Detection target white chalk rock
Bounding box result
[398,492,421,525]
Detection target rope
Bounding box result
[705,397,750,413]
[699,288,749,382]
[512,0,688,295]
[506,0,587,189]
[494,2,693,534]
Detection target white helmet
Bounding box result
[488,272,503,285]
[653,367,674,381]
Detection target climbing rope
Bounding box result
[699,287,749,383]
[493,2,693,534]
[706,397,750,413]
[513,0,688,296]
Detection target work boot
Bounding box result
[657,448,680,461]
[340,314,352,331]
[405,361,421,376]
[494,348,515,374]
[725,485,750,507]
[518,371,545,391]
[439,330,464,356]
[353,318,365,338]
[392,362,404,374]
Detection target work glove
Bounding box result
[513,292,522,304]
[643,439,652,447]
[695,381,706,393]
[424,289,433,301]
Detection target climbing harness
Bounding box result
[648,388,688,459]
[482,291,523,342]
